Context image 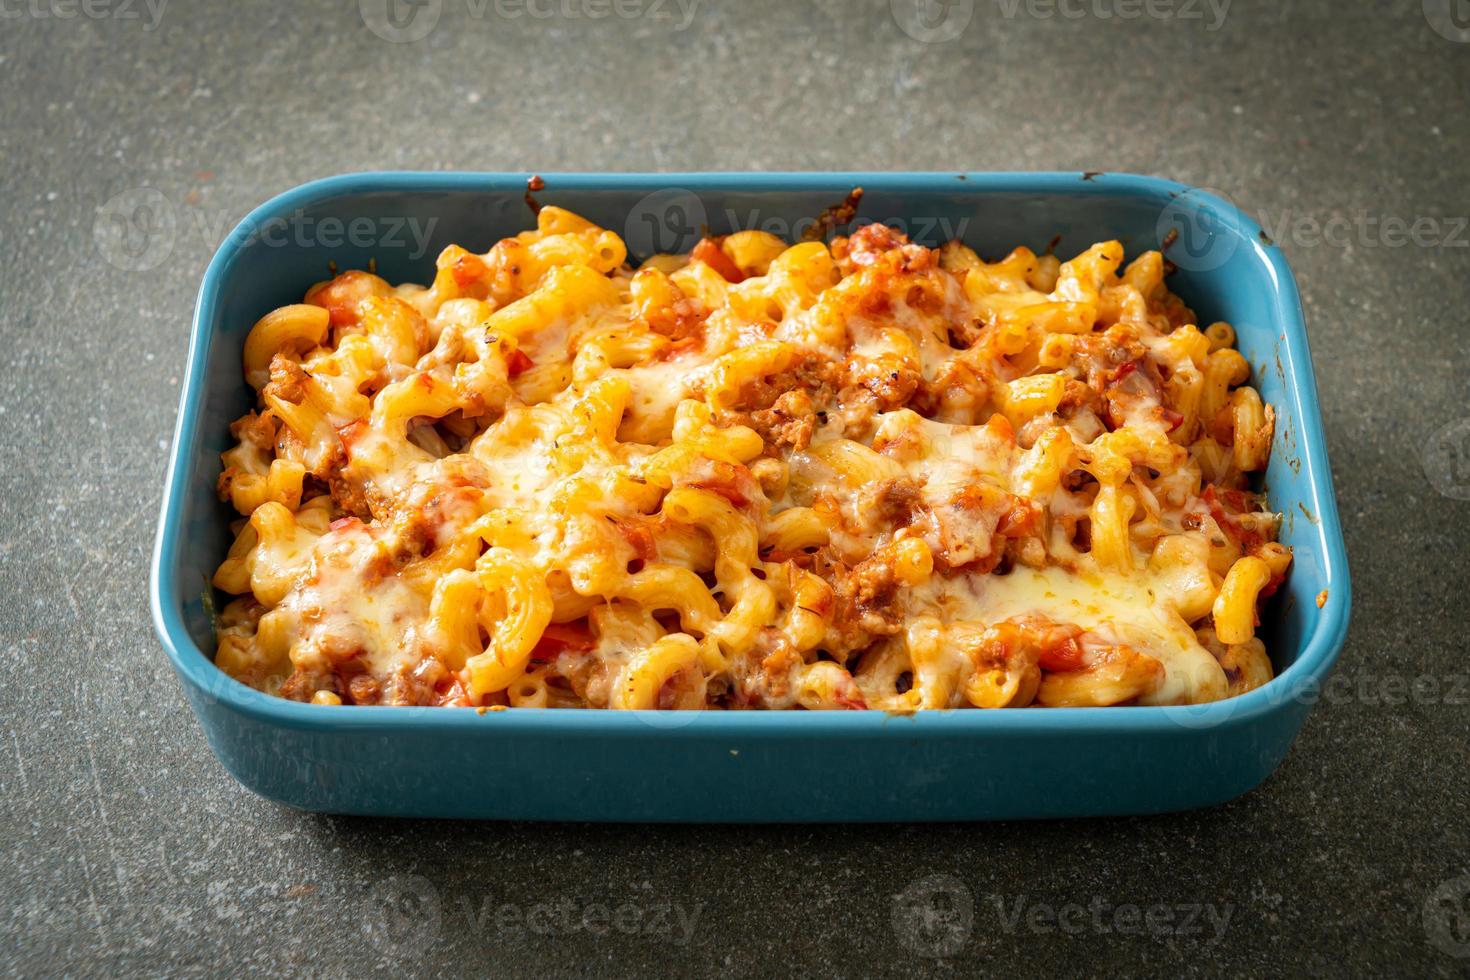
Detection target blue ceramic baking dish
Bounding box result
[150,172,1350,821]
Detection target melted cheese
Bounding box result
[277,525,431,679]
[914,564,1226,705]
[617,356,700,444]
[213,214,1285,709]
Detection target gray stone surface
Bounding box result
[2,0,1468,975]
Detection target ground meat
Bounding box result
[1100,356,1170,432]
[1075,330,1149,397]
[753,627,800,703]
[946,317,986,350]
[388,506,437,564]
[997,495,1043,538]
[832,223,935,275]
[866,477,925,528]
[1057,378,1098,415]
[326,465,372,521]
[387,482,484,564]
[842,357,920,412]
[835,549,905,637]
[264,356,310,406]
[384,658,445,706]
[801,188,865,244]
[720,353,839,415]
[232,410,278,450]
[347,673,381,705]
[744,389,818,450]
[920,483,1021,573]
[841,222,907,259]
[911,354,990,424]
[278,668,329,703]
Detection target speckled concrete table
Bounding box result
[2,0,1468,975]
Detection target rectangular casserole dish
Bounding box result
[150,171,1351,821]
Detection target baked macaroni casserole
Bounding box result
[212,201,1289,709]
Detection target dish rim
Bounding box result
[149,169,1351,736]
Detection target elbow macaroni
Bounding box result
[211,206,1291,709]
